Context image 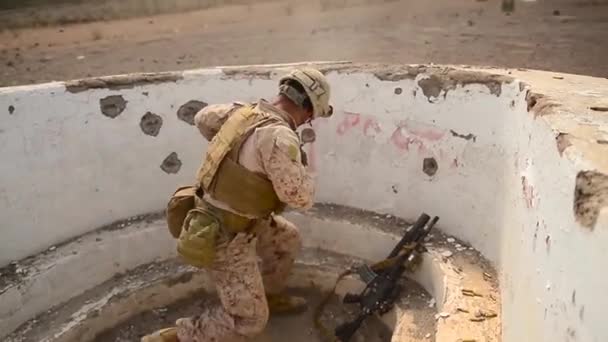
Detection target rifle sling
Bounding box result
[313,269,352,342]
[312,247,414,341]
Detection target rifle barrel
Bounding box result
[388,213,430,258]
[411,216,439,243]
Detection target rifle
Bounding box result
[333,213,439,342]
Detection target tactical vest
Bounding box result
[196,104,287,218]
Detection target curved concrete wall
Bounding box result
[1,62,607,341]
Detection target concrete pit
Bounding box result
[1,62,607,341]
[2,206,499,342]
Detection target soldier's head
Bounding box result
[276,67,333,126]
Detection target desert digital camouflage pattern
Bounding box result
[173,100,312,341]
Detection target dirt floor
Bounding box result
[93,281,435,342]
[0,0,607,87]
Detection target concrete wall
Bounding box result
[1,62,607,341]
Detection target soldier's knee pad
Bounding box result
[271,215,302,248]
[234,305,269,337]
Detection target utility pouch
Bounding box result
[177,208,221,269]
[166,186,197,238]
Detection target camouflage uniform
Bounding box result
[175,100,313,342]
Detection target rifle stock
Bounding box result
[335,313,368,342]
[333,213,439,342]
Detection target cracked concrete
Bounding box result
[574,171,608,229]
[65,73,182,93]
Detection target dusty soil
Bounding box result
[0,0,607,87]
[93,281,434,342]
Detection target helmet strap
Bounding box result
[279,84,308,110]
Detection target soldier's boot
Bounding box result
[266,293,308,315]
[140,327,179,342]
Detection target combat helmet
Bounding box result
[279,67,333,119]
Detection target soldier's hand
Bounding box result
[300,148,308,166]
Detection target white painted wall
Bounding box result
[0,63,606,341]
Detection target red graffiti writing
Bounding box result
[390,127,427,153]
[336,112,361,135]
[363,118,381,137]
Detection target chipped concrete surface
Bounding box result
[221,67,273,80]
[449,130,476,142]
[416,70,507,101]
[99,95,127,118]
[471,66,608,173]
[574,171,608,229]
[65,73,182,93]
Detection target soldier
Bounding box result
[142,67,333,342]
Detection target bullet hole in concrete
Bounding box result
[394,87,402,95]
[8,105,15,114]
[423,157,438,176]
[418,75,443,100]
[365,83,369,88]
[142,92,149,96]
[99,95,127,118]
[545,235,551,253]
[177,100,207,125]
[391,185,399,194]
[510,100,515,108]
[572,290,576,305]
[556,133,572,156]
[140,112,163,137]
[95,237,102,242]
[161,152,182,174]
[574,170,608,229]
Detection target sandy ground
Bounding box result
[94,282,434,342]
[0,0,607,87]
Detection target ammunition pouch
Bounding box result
[166,185,197,238]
